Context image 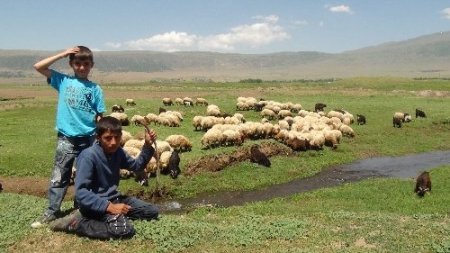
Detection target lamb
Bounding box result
[162,97,173,106]
[165,134,192,152]
[249,144,271,167]
[126,98,136,106]
[111,104,124,113]
[416,109,426,118]
[393,117,402,128]
[415,171,431,197]
[356,114,366,125]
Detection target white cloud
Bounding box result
[104,15,289,52]
[442,8,450,19]
[124,31,197,52]
[328,5,354,14]
[199,17,289,51]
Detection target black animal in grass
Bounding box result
[414,171,431,197]
[111,104,125,113]
[393,117,402,128]
[249,144,271,167]
[0,181,3,192]
[314,103,327,112]
[161,151,181,179]
[356,114,366,125]
[415,108,426,118]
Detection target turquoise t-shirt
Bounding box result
[49,70,106,137]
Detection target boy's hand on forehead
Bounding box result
[63,47,80,58]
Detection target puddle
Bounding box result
[157,150,450,213]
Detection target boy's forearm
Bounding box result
[33,47,78,78]
[33,52,66,77]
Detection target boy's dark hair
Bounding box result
[69,45,94,62]
[96,116,122,136]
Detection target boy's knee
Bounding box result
[107,214,135,239]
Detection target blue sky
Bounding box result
[1,0,449,53]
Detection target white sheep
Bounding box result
[126,98,136,106]
[165,134,192,152]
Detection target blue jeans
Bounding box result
[76,196,159,239]
[45,133,95,216]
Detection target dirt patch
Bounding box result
[184,141,294,176]
[0,176,75,199]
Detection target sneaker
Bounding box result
[49,209,82,232]
[31,212,57,228]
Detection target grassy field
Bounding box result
[1,77,450,252]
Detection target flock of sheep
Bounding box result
[108,96,427,184]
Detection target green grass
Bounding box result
[1,77,450,252]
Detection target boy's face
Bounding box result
[97,129,122,154]
[70,59,93,79]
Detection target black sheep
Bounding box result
[0,181,3,192]
[250,144,271,167]
[314,103,327,112]
[415,109,426,118]
[393,117,402,128]
[356,114,366,125]
[159,107,167,114]
[111,104,124,113]
[415,171,431,197]
[166,151,181,179]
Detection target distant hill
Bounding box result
[1,31,449,83]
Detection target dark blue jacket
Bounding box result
[75,141,154,216]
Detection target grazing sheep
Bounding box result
[162,97,173,106]
[126,98,136,106]
[314,103,327,112]
[130,115,149,126]
[165,134,192,152]
[250,144,271,167]
[356,114,366,125]
[393,117,402,128]
[111,104,124,113]
[339,124,355,137]
[183,97,194,106]
[261,108,276,120]
[175,97,183,105]
[393,112,411,127]
[168,151,181,179]
[158,107,167,114]
[416,109,426,118]
[415,171,431,197]
[195,97,208,106]
[109,112,130,126]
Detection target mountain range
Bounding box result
[1,31,449,83]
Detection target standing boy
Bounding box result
[49,116,159,239]
[32,46,106,228]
